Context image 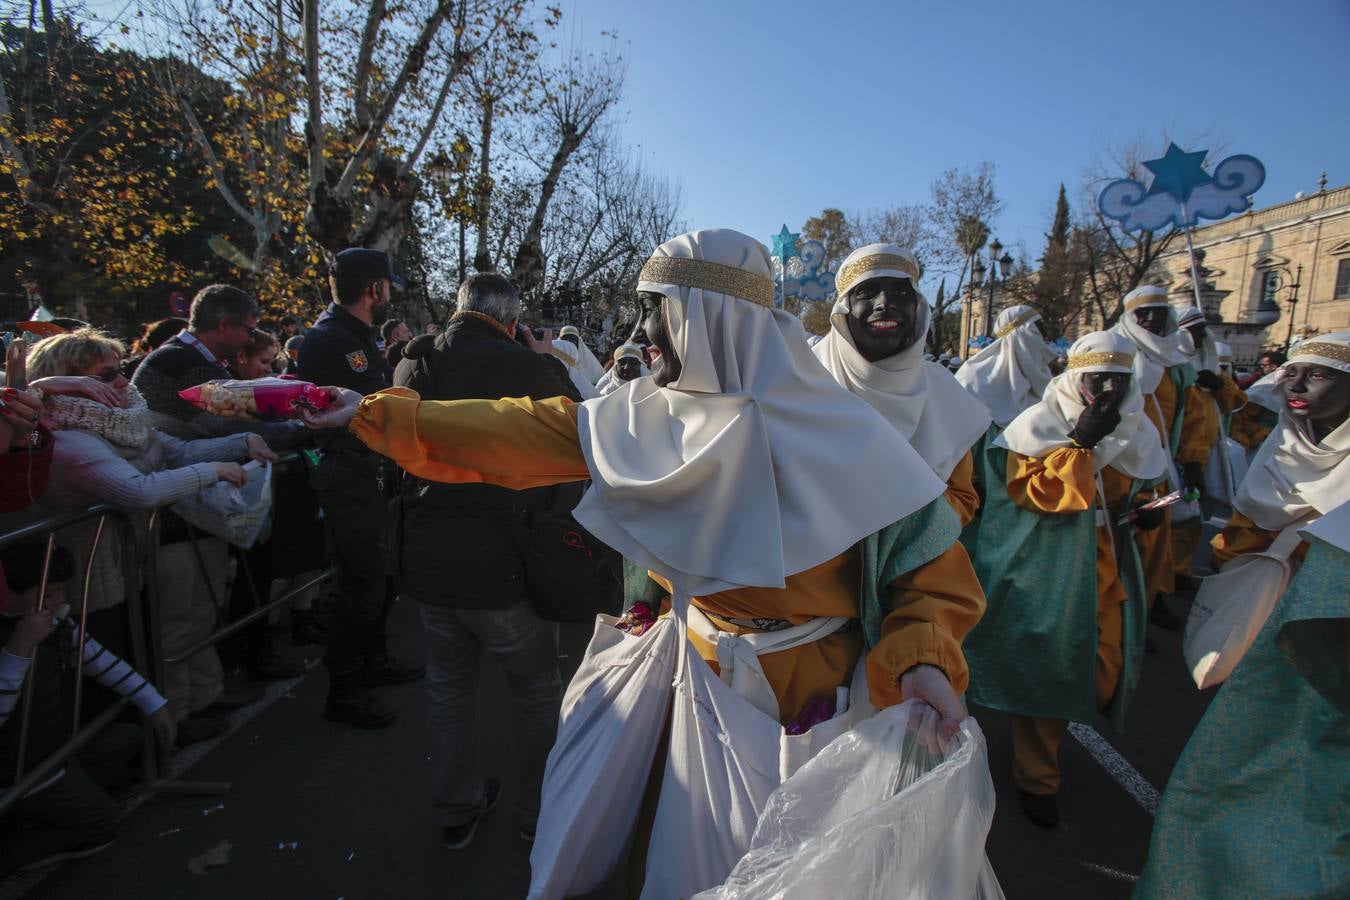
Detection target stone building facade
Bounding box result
[1100,180,1350,367]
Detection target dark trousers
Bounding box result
[0,723,142,876]
[315,456,393,692]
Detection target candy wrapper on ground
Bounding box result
[179,378,333,420]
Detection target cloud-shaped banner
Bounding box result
[1098,154,1266,233]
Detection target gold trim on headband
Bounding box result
[995,308,1039,339]
[639,257,775,307]
[1067,350,1134,369]
[836,253,921,297]
[1124,290,1169,312]
[1292,341,1350,364]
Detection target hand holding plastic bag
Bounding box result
[694,700,1004,900]
[171,460,273,548]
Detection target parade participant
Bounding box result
[813,244,990,526]
[555,325,605,384]
[596,343,647,395]
[962,331,1168,828]
[1229,367,1281,453]
[304,229,986,891]
[1109,286,1209,626]
[955,304,1058,429]
[297,248,423,729]
[1172,310,1245,587]
[1136,335,1350,899]
[548,332,600,400]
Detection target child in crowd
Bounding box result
[0,542,174,876]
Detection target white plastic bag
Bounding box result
[171,460,272,548]
[527,614,680,900]
[1184,522,1303,689]
[1204,436,1249,506]
[694,701,1004,900]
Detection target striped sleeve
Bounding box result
[66,620,167,716]
[0,648,33,728]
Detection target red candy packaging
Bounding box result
[178,377,333,420]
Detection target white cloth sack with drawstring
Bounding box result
[694,701,1004,900]
[527,613,680,900]
[641,597,877,900]
[1183,521,1306,689]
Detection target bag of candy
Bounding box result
[179,377,333,420]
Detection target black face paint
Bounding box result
[843,276,920,363]
[1133,307,1169,336]
[638,291,681,387]
[1282,362,1350,437]
[615,357,642,381]
[1186,322,1207,344]
[1078,372,1132,405]
[1033,319,1048,341]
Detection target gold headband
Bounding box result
[639,256,775,307]
[1067,350,1134,370]
[1124,290,1169,312]
[995,308,1039,339]
[836,253,921,298]
[1292,341,1350,364]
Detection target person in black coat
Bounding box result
[391,272,581,849]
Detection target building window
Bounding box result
[1262,269,1281,304]
[1336,259,1350,300]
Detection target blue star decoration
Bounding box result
[1143,143,1214,204]
[771,225,800,263]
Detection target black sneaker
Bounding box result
[324,692,397,729]
[443,779,502,850]
[20,833,116,871]
[1020,790,1059,828]
[1149,598,1183,631]
[362,654,425,687]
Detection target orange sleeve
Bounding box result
[867,540,985,706]
[1215,375,1247,416]
[349,387,590,489]
[1228,404,1277,451]
[1005,447,1096,514]
[1211,510,1310,567]
[1178,385,1218,465]
[944,451,980,527]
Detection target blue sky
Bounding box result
[564,0,1350,280]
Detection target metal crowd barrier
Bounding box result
[0,454,336,817]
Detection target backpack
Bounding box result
[521,482,623,623]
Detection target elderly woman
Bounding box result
[26,329,276,746]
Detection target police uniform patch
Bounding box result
[345,350,369,373]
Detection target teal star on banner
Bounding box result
[771,225,800,263]
[1143,143,1214,204]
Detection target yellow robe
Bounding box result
[1001,448,1128,794]
[1138,370,1210,600]
[945,450,981,528]
[350,388,986,724]
[1229,403,1278,452]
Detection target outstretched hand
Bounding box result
[298,387,362,430]
[899,664,964,743]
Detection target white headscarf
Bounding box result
[955,304,1058,427]
[811,243,991,480]
[549,338,600,399]
[1111,285,1190,394]
[1214,340,1234,374]
[573,229,945,596]
[1235,332,1350,530]
[995,331,1168,480]
[1178,307,1221,373]
[596,344,650,396]
[1244,369,1282,413]
[555,326,605,384]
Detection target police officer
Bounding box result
[298,248,423,728]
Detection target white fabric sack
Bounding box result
[170,460,272,548]
[1184,521,1306,689]
[1204,436,1249,506]
[527,614,680,900]
[694,701,1003,900]
[641,597,875,900]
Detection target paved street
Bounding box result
[6,586,1216,900]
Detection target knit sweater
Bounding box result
[132,337,312,449]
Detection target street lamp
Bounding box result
[982,239,1014,338]
[1283,263,1304,355]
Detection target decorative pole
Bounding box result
[771,225,801,309]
